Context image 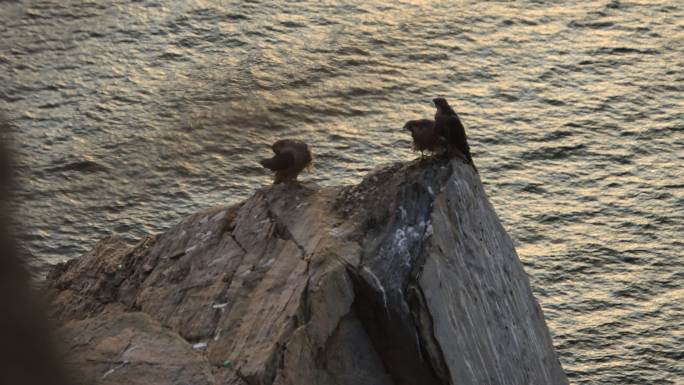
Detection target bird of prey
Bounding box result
[433,97,477,171]
[403,119,446,158]
[259,139,312,184]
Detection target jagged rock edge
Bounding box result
[397,162,454,385]
[405,162,457,384]
[344,160,456,385]
[407,261,453,384]
[405,162,456,385]
[228,192,313,385]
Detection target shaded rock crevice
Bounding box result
[46,159,568,385]
[228,229,248,256]
[406,281,453,385]
[263,198,309,259]
[345,159,454,385]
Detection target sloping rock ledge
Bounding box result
[47,158,568,385]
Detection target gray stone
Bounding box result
[59,310,215,385]
[47,158,568,385]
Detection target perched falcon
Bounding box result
[433,97,476,171]
[259,139,312,184]
[403,119,445,157]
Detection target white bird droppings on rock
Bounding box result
[362,266,388,311]
[425,222,433,238]
[192,342,208,350]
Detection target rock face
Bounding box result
[47,158,568,385]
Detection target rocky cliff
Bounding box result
[47,158,568,385]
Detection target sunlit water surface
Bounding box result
[1,0,683,383]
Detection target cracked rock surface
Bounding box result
[47,158,568,385]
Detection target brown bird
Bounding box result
[259,139,312,184]
[403,119,445,158]
[433,97,477,172]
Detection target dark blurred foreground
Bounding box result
[0,116,71,385]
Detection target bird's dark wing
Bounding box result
[449,115,476,167]
[446,115,467,145]
[259,152,295,171]
[438,115,470,156]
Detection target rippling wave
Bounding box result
[1,0,683,383]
